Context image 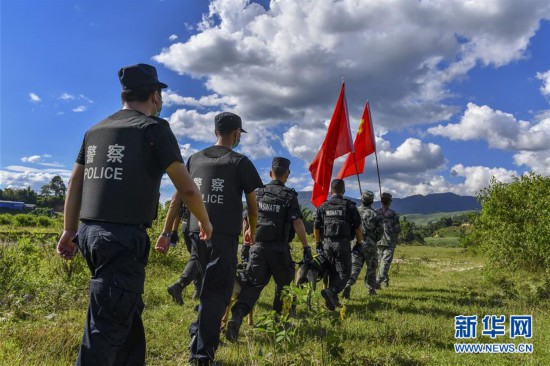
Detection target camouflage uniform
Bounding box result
[345,194,384,296]
[376,193,400,288]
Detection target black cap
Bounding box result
[118,63,168,91]
[272,157,290,171]
[381,192,393,201]
[215,112,247,133]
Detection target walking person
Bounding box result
[56,63,212,366]
[342,190,384,298]
[184,112,263,365]
[313,179,362,310]
[225,157,312,342]
[376,192,401,288]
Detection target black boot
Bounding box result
[342,285,351,299]
[321,288,337,311]
[225,310,244,343]
[167,282,185,305]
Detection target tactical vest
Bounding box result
[359,205,381,245]
[80,112,161,226]
[322,199,351,239]
[188,149,244,236]
[255,184,294,243]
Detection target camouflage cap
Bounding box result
[361,190,374,204]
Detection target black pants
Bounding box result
[176,230,204,289]
[188,233,238,363]
[324,238,351,295]
[232,242,295,316]
[75,222,150,366]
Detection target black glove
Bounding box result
[241,244,251,263]
[170,232,179,247]
[315,241,324,255]
[352,242,362,255]
[303,246,313,263]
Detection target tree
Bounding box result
[40,175,66,197]
[463,173,550,273]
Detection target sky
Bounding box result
[1,0,549,204]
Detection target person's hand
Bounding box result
[155,235,170,254]
[244,228,254,244]
[241,244,251,263]
[199,220,213,241]
[57,230,78,260]
[170,232,179,246]
[352,242,362,255]
[315,241,324,255]
[303,246,313,263]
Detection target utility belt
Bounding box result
[80,219,148,229]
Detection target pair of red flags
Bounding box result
[308,82,376,207]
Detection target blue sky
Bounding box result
[1,0,549,204]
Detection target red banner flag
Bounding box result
[336,101,376,179]
[309,82,353,207]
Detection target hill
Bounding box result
[297,191,481,215]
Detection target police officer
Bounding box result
[342,190,384,298]
[186,112,263,365]
[314,179,362,311]
[376,192,401,288]
[160,195,202,305]
[225,157,312,342]
[56,63,212,366]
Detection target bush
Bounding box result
[464,173,550,274]
[0,213,13,226]
[13,214,38,227]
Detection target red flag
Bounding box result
[336,101,376,179]
[309,82,353,207]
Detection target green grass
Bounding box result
[424,236,461,247]
[403,211,476,226]
[1,241,548,365]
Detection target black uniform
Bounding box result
[75,109,182,365]
[187,145,262,363]
[173,204,203,293]
[231,180,301,318]
[314,195,361,295]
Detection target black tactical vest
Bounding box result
[188,149,245,236]
[322,198,351,239]
[255,184,294,243]
[80,112,161,226]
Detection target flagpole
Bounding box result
[366,100,383,199]
[352,152,363,196]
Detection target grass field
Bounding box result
[1,239,548,365]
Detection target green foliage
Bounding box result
[464,173,550,274]
[13,214,38,227]
[0,213,13,225]
[0,186,38,204]
[399,217,425,244]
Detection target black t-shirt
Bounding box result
[76,109,183,171]
[187,145,263,235]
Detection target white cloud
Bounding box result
[154,0,550,133]
[428,103,550,151]
[169,34,178,41]
[21,154,51,163]
[162,89,236,108]
[29,93,41,103]
[536,69,550,98]
[513,150,550,175]
[167,109,218,142]
[73,105,87,112]
[179,143,199,161]
[59,93,75,100]
[0,165,72,191]
[449,164,518,194]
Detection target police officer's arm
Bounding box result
[244,192,258,244]
[166,162,213,240]
[313,207,322,244]
[155,192,182,253]
[57,163,84,260]
[293,218,309,248]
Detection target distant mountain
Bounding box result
[296,191,481,215]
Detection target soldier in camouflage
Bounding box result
[376,192,400,288]
[342,190,384,298]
